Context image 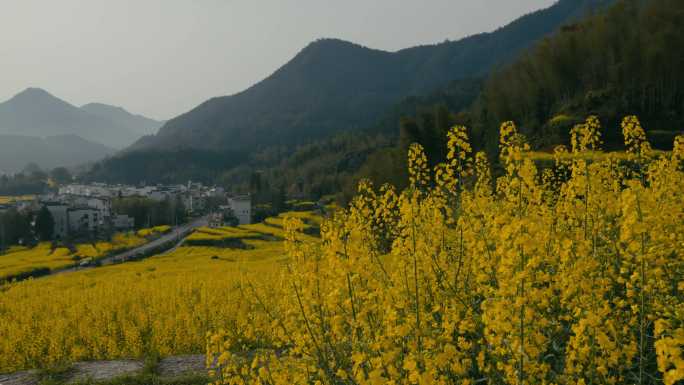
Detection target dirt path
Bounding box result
[0,355,206,385]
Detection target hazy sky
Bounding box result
[0,0,555,120]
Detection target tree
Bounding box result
[30,170,48,181]
[0,209,32,246]
[223,210,239,227]
[168,196,188,225]
[399,117,420,151]
[50,167,72,184]
[22,163,41,175]
[34,206,55,241]
[0,173,47,195]
[113,196,188,229]
[250,172,263,194]
[272,184,287,213]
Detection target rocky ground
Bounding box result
[0,355,206,385]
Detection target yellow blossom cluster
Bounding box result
[0,231,150,281]
[208,118,683,385]
[76,232,149,259]
[0,243,74,280]
[136,225,172,238]
[571,115,602,153]
[623,115,653,158]
[186,226,262,243]
[0,195,35,205]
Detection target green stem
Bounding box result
[411,201,421,350]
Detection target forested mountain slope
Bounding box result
[130,0,613,153]
[469,0,684,153]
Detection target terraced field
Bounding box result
[0,226,177,282]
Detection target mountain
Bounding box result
[130,0,615,155]
[0,134,115,174]
[0,88,163,149]
[81,103,164,137]
[88,0,617,185]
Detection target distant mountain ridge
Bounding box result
[0,88,164,149]
[0,134,115,174]
[130,0,616,154]
[81,102,165,137]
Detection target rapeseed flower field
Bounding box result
[1,116,682,385]
[0,228,165,281]
[0,215,319,373]
[0,243,73,280]
[0,195,35,205]
[136,225,172,238]
[207,116,684,385]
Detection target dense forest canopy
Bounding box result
[473,0,684,154]
[0,172,48,196]
[84,149,246,185]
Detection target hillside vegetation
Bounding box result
[471,0,684,153]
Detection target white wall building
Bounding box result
[89,197,111,219]
[59,184,113,197]
[120,186,154,197]
[228,195,251,225]
[149,188,181,202]
[68,207,101,234]
[207,187,225,198]
[183,193,206,213]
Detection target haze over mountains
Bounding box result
[130,0,614,154]
[80,103,163,138]
[0,88,164,173]
[0,135,115,175]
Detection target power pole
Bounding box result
[0,217,5,253]
[175,213,179,242]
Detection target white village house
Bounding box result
[228,195,252,225]
[67,207,101,235]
